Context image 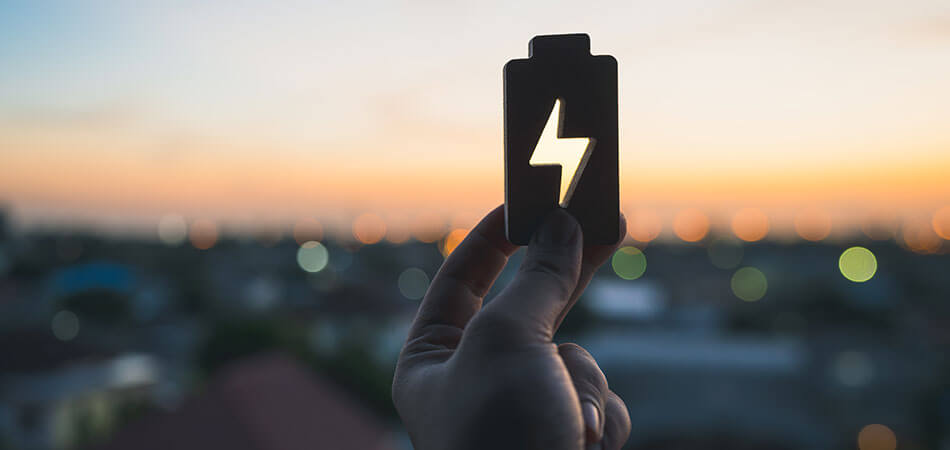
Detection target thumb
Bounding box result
[476,208,583,341]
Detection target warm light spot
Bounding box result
[794,208,832,242]
[857,424,896,450]
[707,238,743,269]
[189,219,218,250]
[673,208,709,242]
[353,213,387,244]
[839,247,877,282]
[902,218,941,254]
[612,246,647,280]
[398,268,429,300]
[933,206,950,240]
[51,310,80,341]
[441,228,469,257]
[386,226,411,244]
[627,209,662,243]
[731,208,769,242]
[157,214,188,246]
[297,241,329,273]
[293,218,324,245]
[731,267,767,301]
[412,212,446,243]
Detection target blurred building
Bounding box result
[0,331,160,450]
[99,353,397,450]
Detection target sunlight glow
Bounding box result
[794,209,832,242]
[673,209,709,243]
[352,213,387,245]
[857,424,896,450]
[440,228,469,257]
[731,208,769,242]
[189,219,218,250]
[627,209,662,243]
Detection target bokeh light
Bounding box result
[385,226,411,244]
[611,246,647,280]
[441,228,468,257]
[731,208,769,242]
[839,247,877,282]
[901,218,941,254]
[352,213,387,245]
[794,208,832,242]
[931,205,950,240]
[293,217,324,245]
[397,268,430,300]
[731,267,767,302]
[51,310,80,341]
[412,212,446,243]
[673,208,709,243]
[297,241,329,273]
[627,209,662,243]
[189,219,218,250]
[707,238,744,269]
[857,424,897,450]
[157,214,188,246]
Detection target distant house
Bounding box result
[99,353,397,450]
[0,331,160,450]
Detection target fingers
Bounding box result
[407,205,518,341]
[558,343,609,445]
[602,391,632,450]
[553,213,626,332]
[477,209,583,340]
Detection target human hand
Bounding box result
[392,206,631,450]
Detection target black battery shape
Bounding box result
[504,33,619,245]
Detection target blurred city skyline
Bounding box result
[2,1,949,245]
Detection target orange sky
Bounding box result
[1,1,949,239]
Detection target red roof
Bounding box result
[101,353,396,450]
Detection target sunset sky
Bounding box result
[1,1,949,240]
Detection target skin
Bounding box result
[392,206,632,450]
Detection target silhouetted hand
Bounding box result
[393,206,630,450]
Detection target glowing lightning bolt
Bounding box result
[529,99,595,207]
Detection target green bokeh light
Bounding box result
[612,246,647,280]
[839,246,877,282]
[731,266,768,302]
[297,241,329,273]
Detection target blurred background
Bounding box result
[1,1,949,449]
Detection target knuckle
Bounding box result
[605,391,632,435]
[559,343,609,394]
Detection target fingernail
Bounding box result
[535,209,580,246]
[582,400,601,443]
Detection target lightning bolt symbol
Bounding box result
[529,99,596,207]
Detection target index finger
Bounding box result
[407,205,518,340]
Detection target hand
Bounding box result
[392,206,631,450]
